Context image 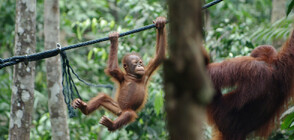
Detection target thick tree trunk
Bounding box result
[271,0,287,48]
[9,0,36,139]
[164,0,214,139]
[44,0,70,139]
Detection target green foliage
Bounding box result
[205,0,273,62]
[270,106,294,139]
[0,0,15,53]
[250,14,293,45]
[281,108,294,131]
[30,113,52,139]
[0,1,14,138]
[287,0,294,16]
[207,0,272,28]
[154,90,164,116]
[0,70,11,139]
[206,22,255,61]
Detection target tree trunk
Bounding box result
[44,0,70,139]
[108,0,119,22]
[9,0,36,139]
[164,0,214,139]
[271,0,287,48]
[271,0,287,23]
[204,10,212,31]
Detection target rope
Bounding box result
[202,0,223,10]
[61,51,79,117]
[60,47,113,117]
[0,0,223,69]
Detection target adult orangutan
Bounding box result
[206,30,294,140]
[72,17,167,131]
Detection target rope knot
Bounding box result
[56,43,62,53]
[24,55,29,65]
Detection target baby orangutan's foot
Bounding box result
[72,98,87,109]
[99,116,115,131]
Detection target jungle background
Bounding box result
[0,0,293,139]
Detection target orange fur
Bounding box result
[206,30,294,140]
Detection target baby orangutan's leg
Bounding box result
[72,93,121,115]
[99,110,137,131]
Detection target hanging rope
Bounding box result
[60,51,80,118]
[59,44,113,118]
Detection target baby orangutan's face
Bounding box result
[123,54,145,77]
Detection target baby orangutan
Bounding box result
[72,17,167,131]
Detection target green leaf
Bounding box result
[77,25,82,40]
[287,0,294,16]
[81,19,90,34]
[281,114,294,129]
[91,18,98,33]
[110,20,115,29]
[100,19,107,28]
[88,50,93,60]
[154,90,164,116]
[102,49,107,60]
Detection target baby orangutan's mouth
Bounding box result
[136,67,144,71]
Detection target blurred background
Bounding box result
[0,0,293,139]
